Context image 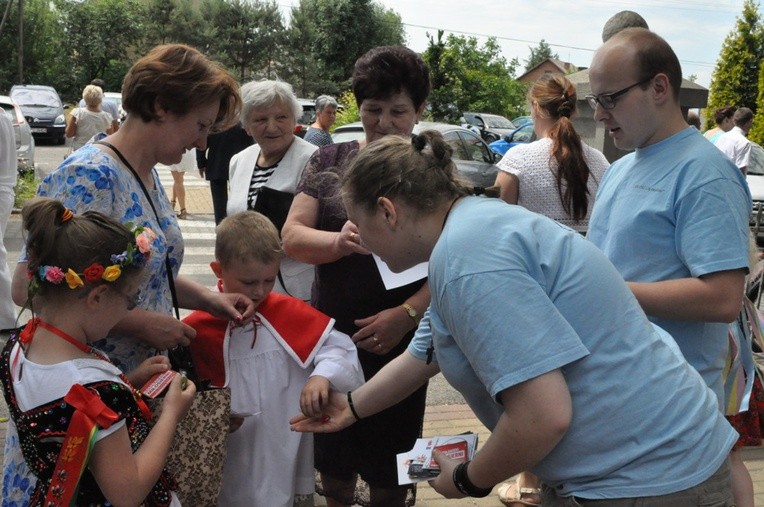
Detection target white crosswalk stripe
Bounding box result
[154,164,209,189]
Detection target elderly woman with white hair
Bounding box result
[304,95,338,147]
[227,80,318,300]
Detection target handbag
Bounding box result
[253,186,294,234]
[96,140,231,505]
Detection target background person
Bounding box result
[705,106,737,144]
[161,148,196,219]
[585,28,752,507]
[196,123,253,224]
[66,84,114,152]
[290,131,739,506]
[4,43,256,505]
[79,78,120,133]
[282,45,432,507]
[304,95,338,147]
[494,74,609,234]
[0,108,15,333]
[715,107,754,174]
[227,79,318,301]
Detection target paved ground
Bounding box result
[3,162,764,506]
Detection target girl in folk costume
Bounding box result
[184,211,363,507]
[0,198,196,506]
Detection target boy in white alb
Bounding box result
[185,211,363,507]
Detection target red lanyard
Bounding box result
[17,317,152,420]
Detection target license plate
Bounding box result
[30,128,46,133]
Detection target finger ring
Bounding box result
[377,343,383,349]
[372,335,378,343]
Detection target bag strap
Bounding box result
[96,141,180,320]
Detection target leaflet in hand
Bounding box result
[395,433,478,485]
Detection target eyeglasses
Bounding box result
[585,76,654,110]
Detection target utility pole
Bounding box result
[18,0,23,83]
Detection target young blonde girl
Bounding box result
[0,197,196,506]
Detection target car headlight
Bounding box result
[55,114,65,126]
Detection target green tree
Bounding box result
[140,0,208,52]
[202,0,284,81]
[58,0,145,98]
[280,1,333,97]
[707,0,763,127]
[751,63,764,144]
[301,0,405,87]
[423,31,526,124]
[0,0,67,93]
[524,39,558,72]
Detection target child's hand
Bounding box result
[162,373,196,424]
[300,376,330,417]
[126,355,170,387]
[229,416,245,433]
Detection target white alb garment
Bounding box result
[217,319,363,507]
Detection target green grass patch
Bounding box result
[14,171,39,209]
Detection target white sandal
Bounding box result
[497,479,541,507]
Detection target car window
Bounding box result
[458,130,493,163]
[749,143,764,176]
[512,124,535,143]
[11,89,60,107]
[484,115,514,129]
[442,131,469,161]
[1,105,14,121]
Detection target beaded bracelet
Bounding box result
[347,391,362,421]
[452,461,492,498]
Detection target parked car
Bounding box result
[488,121,536,156]
[461,112,516,143]
[0,94,35,174]
[103,91,126,124]
[331,121,500,189]
[9,84,67,144]
[744,141,764,245]
[293,98,317,138]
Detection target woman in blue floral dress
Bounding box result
[3,43,256,505]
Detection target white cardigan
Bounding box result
[227,136,318,301]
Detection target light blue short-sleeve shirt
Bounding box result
[409,197,736,499]
[587,127,751,402]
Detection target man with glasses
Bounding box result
[586,27,752,506]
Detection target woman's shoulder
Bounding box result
[311,140,358,169]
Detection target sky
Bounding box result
[277,0,753,89]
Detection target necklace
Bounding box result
[20,317,152,420]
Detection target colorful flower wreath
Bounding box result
[30,225,156,290]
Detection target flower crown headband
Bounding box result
[29,209,156,290]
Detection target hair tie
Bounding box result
[411,134,427,152]
[61,208,74,223]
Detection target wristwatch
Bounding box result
[401,303,421,327]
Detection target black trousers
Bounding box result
[209,179,228,225]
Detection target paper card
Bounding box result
[396,433,478,485]
[141,370,178,399]
[372,253,428,291]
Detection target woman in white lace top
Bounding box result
[494,75,609,233]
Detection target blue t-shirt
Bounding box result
[409,196,736,499]
[587,127,751,403]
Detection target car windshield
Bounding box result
[484,115,514,129]
[11,89,59,107]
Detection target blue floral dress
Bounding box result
[2,142,184,506]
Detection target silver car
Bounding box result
[0,95,35,174]
[332,121,500,189]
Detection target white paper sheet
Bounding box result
[373,253,428,290]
